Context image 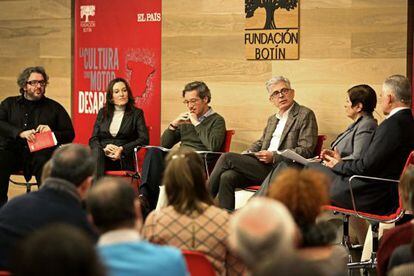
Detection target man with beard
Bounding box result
[0,66,75,206]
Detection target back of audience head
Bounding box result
[50,144,95,188]
[10,223,105,276]
[399,165,414,210]
[267,168,334,246]
[228,198,297,270]
[382,74,411,106]
[347,84,377,116]
[163,147,213,215]
[87,177,140,233]
[41,159,52,183]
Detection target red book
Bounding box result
[27,131,57,152]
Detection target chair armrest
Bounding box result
[348,175,402,222]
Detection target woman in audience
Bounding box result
[141,147,244,276]
[377,166,414,276]
[89,77,149,179]
[268,168,348,276]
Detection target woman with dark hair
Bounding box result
[268,168,348,276]
[321,84,377,162]
[89,78,149,179]
[141,147,244,276]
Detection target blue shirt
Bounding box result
[99,241,188,276]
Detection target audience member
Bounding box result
[10,223,105,276]
[89,77,149,179]
[256,83,378,196]
[377,166,414,276]
[208,76,318,210]
[142,148,244,275]
[388,239,414,273]
[228,197,298,274]
[0,144,97,269]
[0,66,75,206]
[313,75,414,214]
[268,168,348,276]
[87,177,187,276]
[139,81,226,211]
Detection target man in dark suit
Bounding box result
[322,74,414,215]
[0,144,97,269]
[208,76,318,210]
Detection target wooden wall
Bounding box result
[0,0,71,108]
[162,0,408,151]
[0,0,408,152]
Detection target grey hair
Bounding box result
[383,74,411,105]
[265,76,291,93]
[229,198,296,269]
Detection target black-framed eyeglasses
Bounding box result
[183,98,201,105]
[26,80,47,87]
[270,88,291,99]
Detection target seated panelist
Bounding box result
[89,77,149,179]
[256,84,378,197]
[208,76,318,210]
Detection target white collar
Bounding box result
[98,229,141,246]
[276,103,294,120]
[386,107,410,119]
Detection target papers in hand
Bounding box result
[276,149,321,165]
[27,131,57,152]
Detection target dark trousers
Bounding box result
[91,147,133,179]
[208,152,273,210]
[0,146,53,206]
[254,161,303,197]
[139,148,166,210]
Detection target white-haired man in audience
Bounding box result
[87,177,188,276]
[229,197,315,275]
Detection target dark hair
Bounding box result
[347,84,377,115]
[104,77,135,117]
[163,148,213,215]
[182,81,211,103]
[86,177,136,232]
[50,144,95,187]
[10,224,105,276]
[17,66,49,95]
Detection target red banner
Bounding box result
[73,0,161,145]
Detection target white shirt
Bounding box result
[386,107,411,119]
[98,229,141,246]
[193,107,215,127]
[109,105,126,137]
[267,104,294,151]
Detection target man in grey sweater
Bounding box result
[139,81,226,212]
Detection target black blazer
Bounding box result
[89,107,149,169]
[331,109,414,214]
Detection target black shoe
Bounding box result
[138,194,151,220]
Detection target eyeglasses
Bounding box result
[270,88,291,99]
[183,98,201,105]
[26,80,47,87]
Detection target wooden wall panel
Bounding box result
[0,0,71,113]
[0,0,408,154]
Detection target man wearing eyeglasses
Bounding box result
[139,81,226,213]
[209,76,318,210]
[0,66,75,207]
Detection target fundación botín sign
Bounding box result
[245,0,299,60]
